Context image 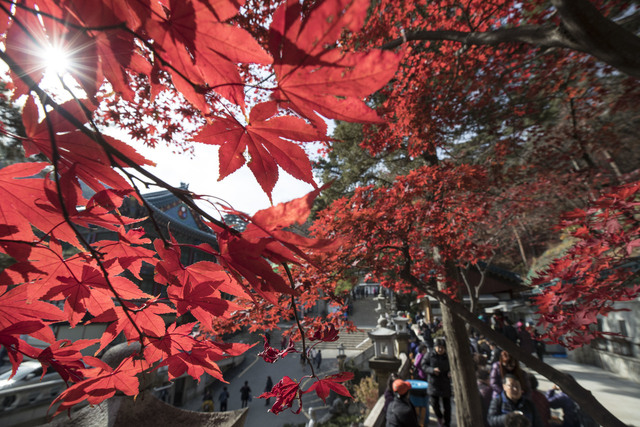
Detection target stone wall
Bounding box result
[569,346,640,383]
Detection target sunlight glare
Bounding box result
[41,45,72,75]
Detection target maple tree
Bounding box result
[0,0,638,426]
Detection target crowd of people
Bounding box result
[384,311,595,427]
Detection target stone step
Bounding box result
[314,329,372,350]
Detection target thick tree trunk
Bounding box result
[436,254,485,426]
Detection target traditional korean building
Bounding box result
[83,183,219,295]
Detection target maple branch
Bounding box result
[381,1,640,78]
[283,262,316,377]
[380,25,581,52]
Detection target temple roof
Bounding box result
[140,186,217,247]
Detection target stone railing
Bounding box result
[0,378,86,427]
[363,353,411,427]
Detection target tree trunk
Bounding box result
[436,255,485,426]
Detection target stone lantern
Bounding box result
[393,313,410,354]
[368,327,397,359]
[368,327,401,395]
[374,294,388,327]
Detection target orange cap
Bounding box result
[392,379,411,395]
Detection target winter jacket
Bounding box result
[546,389,581,427]
[386,394,419,427]
[420,350,451,397]
[517,328,536,355]
[487,392,543,427]
[413,352,426,379]
[489,361,504,399]
[530,390,551,427]
[478,381,493,427]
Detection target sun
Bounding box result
[40,45,72,75]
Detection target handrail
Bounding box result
[0,379,64,398]
[0,378,65,412]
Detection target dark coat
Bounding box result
[487,392,543,427]
[478,381,493,427]
[503,324,518,343]
[420,350,451,397]
[386,394,419,427]
[546,389,581,427]
[489,361,503,399]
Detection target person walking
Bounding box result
[528,374,550,427]
[264,376,273,406]
[240,381,252,408]
[477,367,492,427]
[314,349,322,369]
[219,386,229,411]
[413,344,428,380]
[421,338,451,427]
[201,389,214,412]
[386,379,419,427]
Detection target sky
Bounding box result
[127,140,320,217]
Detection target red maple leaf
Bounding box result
[195,102,327,198]
[93,227,158,280]
[143,322,198,365]
[90,300,174,354]
[51,355,149,416]
[0,162,80,246]
[37,339,96,384]
[0,285,64,344]
[43,264,149,327]
[308,324,340,342]
[0,321,43,375]
[141,0,271,110]
[234,185,343,266]
[302,372,354,404]
[168,280,240,327]
[259,375,302,415]
[156,339,229,382]
[154,237,249,300]
[269,0,402,132]
[21,97,153,193]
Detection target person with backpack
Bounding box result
[386,379,419,427]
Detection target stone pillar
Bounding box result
[394,315,410,355]
[369,358,402,396]
[368,327,400,395]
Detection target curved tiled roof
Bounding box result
[141,187,218,247]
